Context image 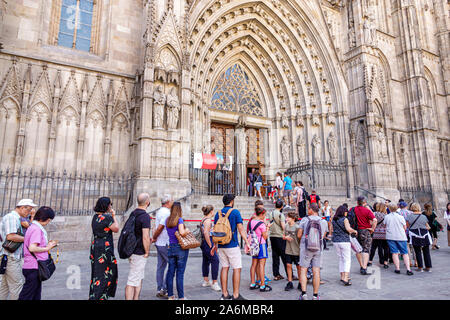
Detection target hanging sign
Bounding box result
[201,153,218,170]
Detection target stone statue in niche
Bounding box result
[281,110,289,128]
[166,87,180,130]
[375,126,387,159]
[327,131,338,164]
[296,133,306,164]
[296,109,304,127]
[327,111,336,125]
[363,2,377,46]
[280,136,291,166]
[311,134,321,162]
[311,109,320,127]
[153,85,166,129]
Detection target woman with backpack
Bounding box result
[407,203,432,272]
[423,203,442,250]
[368,203,389,269]
[247,207,272,292]
[165,202,190,300]
[200,205,220,291]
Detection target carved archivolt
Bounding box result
[188,1,336,118]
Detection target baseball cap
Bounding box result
[222,194,235,206]
[398,201,408,208]
[16,199,37,207]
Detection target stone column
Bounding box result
[76,75,88,174]
[15,63,31,171]
[46,70,62,172]
[103,79,114,175]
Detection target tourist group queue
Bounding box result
[0,184,449,300]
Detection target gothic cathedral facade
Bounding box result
[0,0,449,210]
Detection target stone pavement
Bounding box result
[41,235,450,300]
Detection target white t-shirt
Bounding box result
[276,176,283,189]
[384,213,407,241]
[154,207,171,246]
[321,206,332,217]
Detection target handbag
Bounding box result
[350,236,363,253]
[29,249,56,282]
[2,227,24,253]
[175,230,201,250]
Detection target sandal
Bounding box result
[250,283,260,290]
[259,285,272,292]
[273,275,284,281]
[341,280,352,286]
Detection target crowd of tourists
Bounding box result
[0,183,449,300]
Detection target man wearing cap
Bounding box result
[0,199,37,300]
[212,194,250,300]
[396,201,416,267]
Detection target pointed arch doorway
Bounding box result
[209,63,267,196]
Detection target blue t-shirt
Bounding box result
[214,207,243,249]
[283,176,293,190]
[166,218,184,245]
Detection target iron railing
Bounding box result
[189,164,237,196]
[0,168,135,216]
[287,161,349,197]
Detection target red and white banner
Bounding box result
[193,153,218,170]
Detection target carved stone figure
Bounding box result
[296,109,304,127]
[311,134,321,162]
[166,87,180,130]
[280,136,290,166]
[327,111,336,125]
[363,3,377,46]
[296,133,306,164]
[281,110,289,128]
[236,128,247,164]
[153,85,166,129]
[375,126,387,159]
[327,131,338,164]
[311,109,320,127]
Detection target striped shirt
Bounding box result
[0,210,24,260]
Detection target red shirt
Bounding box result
[354,206,375,230]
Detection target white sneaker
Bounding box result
[202,280,211,287]
[211,282,221,291]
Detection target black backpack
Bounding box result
[118,211,139,259]
[347,207,358,230]
[302,187,309,201]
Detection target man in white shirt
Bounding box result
[384,204,414,276]
[151,194,173,298]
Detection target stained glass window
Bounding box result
[58,0,94,52]
[211,64,264,116]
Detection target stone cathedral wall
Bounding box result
[0,0,449,217]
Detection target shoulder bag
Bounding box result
[175,228,201,250]
[28,246,56,281]
[2,227,24,253]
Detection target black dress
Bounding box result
[89,213,118,300]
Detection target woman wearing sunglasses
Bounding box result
[89,197,119,300]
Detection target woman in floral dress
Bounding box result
[89,197,119,300]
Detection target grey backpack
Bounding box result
[304,217,322,252]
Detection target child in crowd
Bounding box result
[248,207,272,292]
[267,183,276,202]
[283,211,301,291]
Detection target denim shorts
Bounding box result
[387,240,408,255]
